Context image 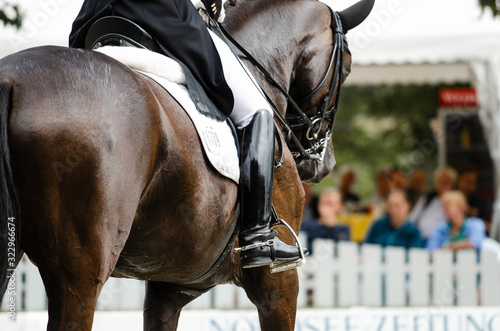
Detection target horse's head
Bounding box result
[224,0,374,183]
[284,0,374,183]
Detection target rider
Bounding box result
[69,0,306,270]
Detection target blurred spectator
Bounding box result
[409,166,457,243]
[426,190,486,252]
[389,168,408,191]
[301,188,350,254]
[484,212,494,237]
[365,167,392,220]
[407,169,426,207]
[365,190,422,249]
[457,165,482,218]
[339,168,360,212]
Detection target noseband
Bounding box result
[216,7,347,162]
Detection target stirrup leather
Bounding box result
[268,206,307,273]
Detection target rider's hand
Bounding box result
[192,0,227,23]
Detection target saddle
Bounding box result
[86,16,229,123]
[85,16,162,52]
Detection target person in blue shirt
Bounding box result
[301,189,350,254]
[426,190,486,252]
[365,190,422,249]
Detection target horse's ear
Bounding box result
[338,0,375,31]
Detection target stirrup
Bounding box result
[268,207,307,274]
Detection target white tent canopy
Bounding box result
[0,0,83,58]
[331,0,500,84]
[1,0,500,238]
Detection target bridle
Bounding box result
[285,10,347,161]
[283,9,347,161]
[216,6,348,163]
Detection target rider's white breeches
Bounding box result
[208,30,273,129]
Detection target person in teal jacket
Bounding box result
[365,190,422,249]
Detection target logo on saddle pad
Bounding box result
[96,46,240,183]
[202,127,221,155]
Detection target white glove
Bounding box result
[191,0,227,23]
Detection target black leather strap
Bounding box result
[270,243,276,262]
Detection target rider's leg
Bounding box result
[238,110,307,268]
[207,30,269,129]
[208,30,306,269]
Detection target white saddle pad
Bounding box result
[96,46,240,183]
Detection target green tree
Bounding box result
[315,84,468,199]
[0,2,22,29]
[479,0,499,16]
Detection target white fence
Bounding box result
[299,239,500,308]
[2,239,500,311]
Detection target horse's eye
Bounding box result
[344,66,351,76]
[341,66,351,84]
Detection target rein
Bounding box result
[214,7,346,162]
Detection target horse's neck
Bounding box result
[224,0,325,113]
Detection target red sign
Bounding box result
[439,88,479,108]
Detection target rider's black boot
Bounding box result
[238,109,307,270]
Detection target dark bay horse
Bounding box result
[0,0,373,329]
